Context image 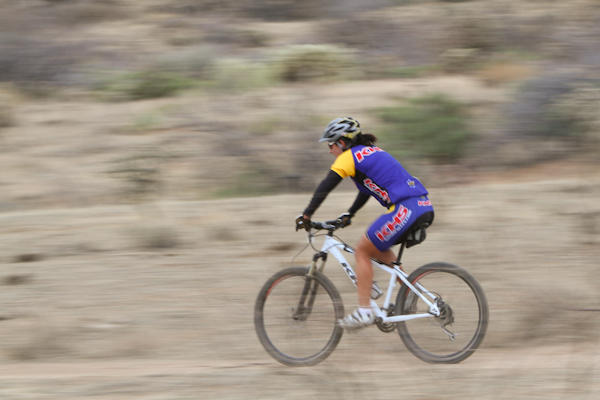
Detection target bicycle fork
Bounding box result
[292,253,327,321]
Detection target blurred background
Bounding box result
[0,0,598,399]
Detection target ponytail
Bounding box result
[352,133,377,147]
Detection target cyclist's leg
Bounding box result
[355,234,381,307]
[338,235,385,330]
[340,234,396,330]
[362,196,435,299]
[341,197,434,329]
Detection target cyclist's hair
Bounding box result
[351,133,377,147]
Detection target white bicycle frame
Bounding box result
[314,234,441,323]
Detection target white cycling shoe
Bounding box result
[338,307,375,331]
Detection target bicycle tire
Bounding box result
[254,266,344,366]
[395,262,488,363]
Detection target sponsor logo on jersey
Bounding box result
[354,146,383,163]
[418,199,432,206]
[363,178,390,203]
[375,205,412,242]
[407,179,416,188]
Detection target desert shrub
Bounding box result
[210,58,275,91]
[155,0,393,19]
[0,104,14,128]
[126,70,194,100]
[133,224,180,249]
[3,274,33,286]
[47,0,131,24]
[549,83,600,144]
[439,48,481,73]
[214,161,280,198]
[0,35,83,87]
[320,16,438,66]
[273,45,356,83]
[150,0,223,14]
[248,117,284,137]
[204,26,270,48]
[376,95,475,163]
[502,73,598,141]
[153,47,216,80]
[97,69,195,101]
[443,13,558,57]
[0,4,124,91]
[108,152,166,202]
[93,48,216,100]
[213,150,318,197]
[238,0,339,21]
[13,253,44,263]
[359,55,438,79]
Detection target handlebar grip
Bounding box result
[311,220,340,230]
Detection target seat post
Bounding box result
[395,241,406,265]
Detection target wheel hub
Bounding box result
[436,298,454,327]
[435,298,456,341]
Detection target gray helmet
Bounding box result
[319,117,361,143]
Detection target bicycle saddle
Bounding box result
[396,211,434,248]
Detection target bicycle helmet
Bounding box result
[319,117,361,143]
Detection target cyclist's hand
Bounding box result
[295,214,311,232]
[336,212,352,228]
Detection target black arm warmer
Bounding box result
[303,170,342,217]
[348,191,370,217]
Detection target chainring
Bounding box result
[375,304,397,333]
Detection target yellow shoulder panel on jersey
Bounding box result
[330,149,355,178]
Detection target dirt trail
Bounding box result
[0,176,598,399]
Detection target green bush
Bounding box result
[126,70,193,100]
[376,94,474,163]
[97,69,194,101]
[210,58,274,91]
[274,45,356,83]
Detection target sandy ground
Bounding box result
[1,2,599,398]
[0,171,598,399]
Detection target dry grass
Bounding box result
[477,62,535,86]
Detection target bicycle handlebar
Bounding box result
[296,215,349,233]
[310,219,343,231]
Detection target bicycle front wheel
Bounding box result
[395,262,488,363]
[254,266,344,366]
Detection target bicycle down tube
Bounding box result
[318,235,439,323]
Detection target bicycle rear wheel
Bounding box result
[395,262,488,363]
[254,266,344,366]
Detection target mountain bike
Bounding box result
[254,216,488,366]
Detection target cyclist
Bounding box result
[296,117,434,330]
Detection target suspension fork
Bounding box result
[293,252,327,320]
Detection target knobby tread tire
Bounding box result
[254,266,344,366]
[395,262,488,364]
